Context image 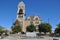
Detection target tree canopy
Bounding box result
[54,23,60,35]
[38,23,52,34]
[26,24,36,32]
[0,26,7,34]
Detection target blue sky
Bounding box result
[0,0,60,30]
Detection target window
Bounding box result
[34,20,39,24]
[30,21,33,24]
[20,21,23,26]
[35,18,38,20]
[36,25,38,29]
[36,25,39,32]
[34,18,39,24]
[35,22,39,24]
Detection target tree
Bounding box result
[2,30,7,33]
[11,20,22,33]
[26,24,36,32]
[0,26,4,30]
[38,23,52,34]
[0,26,8,35]
[45,23,52,33]
[55,28,60,34]
[57,23,60,28]
[38,23,44,33]
[54,23,60,35]
[0,26,4,33]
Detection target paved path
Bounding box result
[0,36,60,40]
[0,36,53,40]
[0,38,60,40]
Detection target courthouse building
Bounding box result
[14,1,42,32]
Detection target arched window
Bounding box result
[35,18,39,24]
[18,9,23,14]
[19,9,23,13]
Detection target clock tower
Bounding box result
[17,1,25,32]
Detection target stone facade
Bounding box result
[16,1,42,32]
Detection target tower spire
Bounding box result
[17,1,25,14]
[16,1,26,32]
